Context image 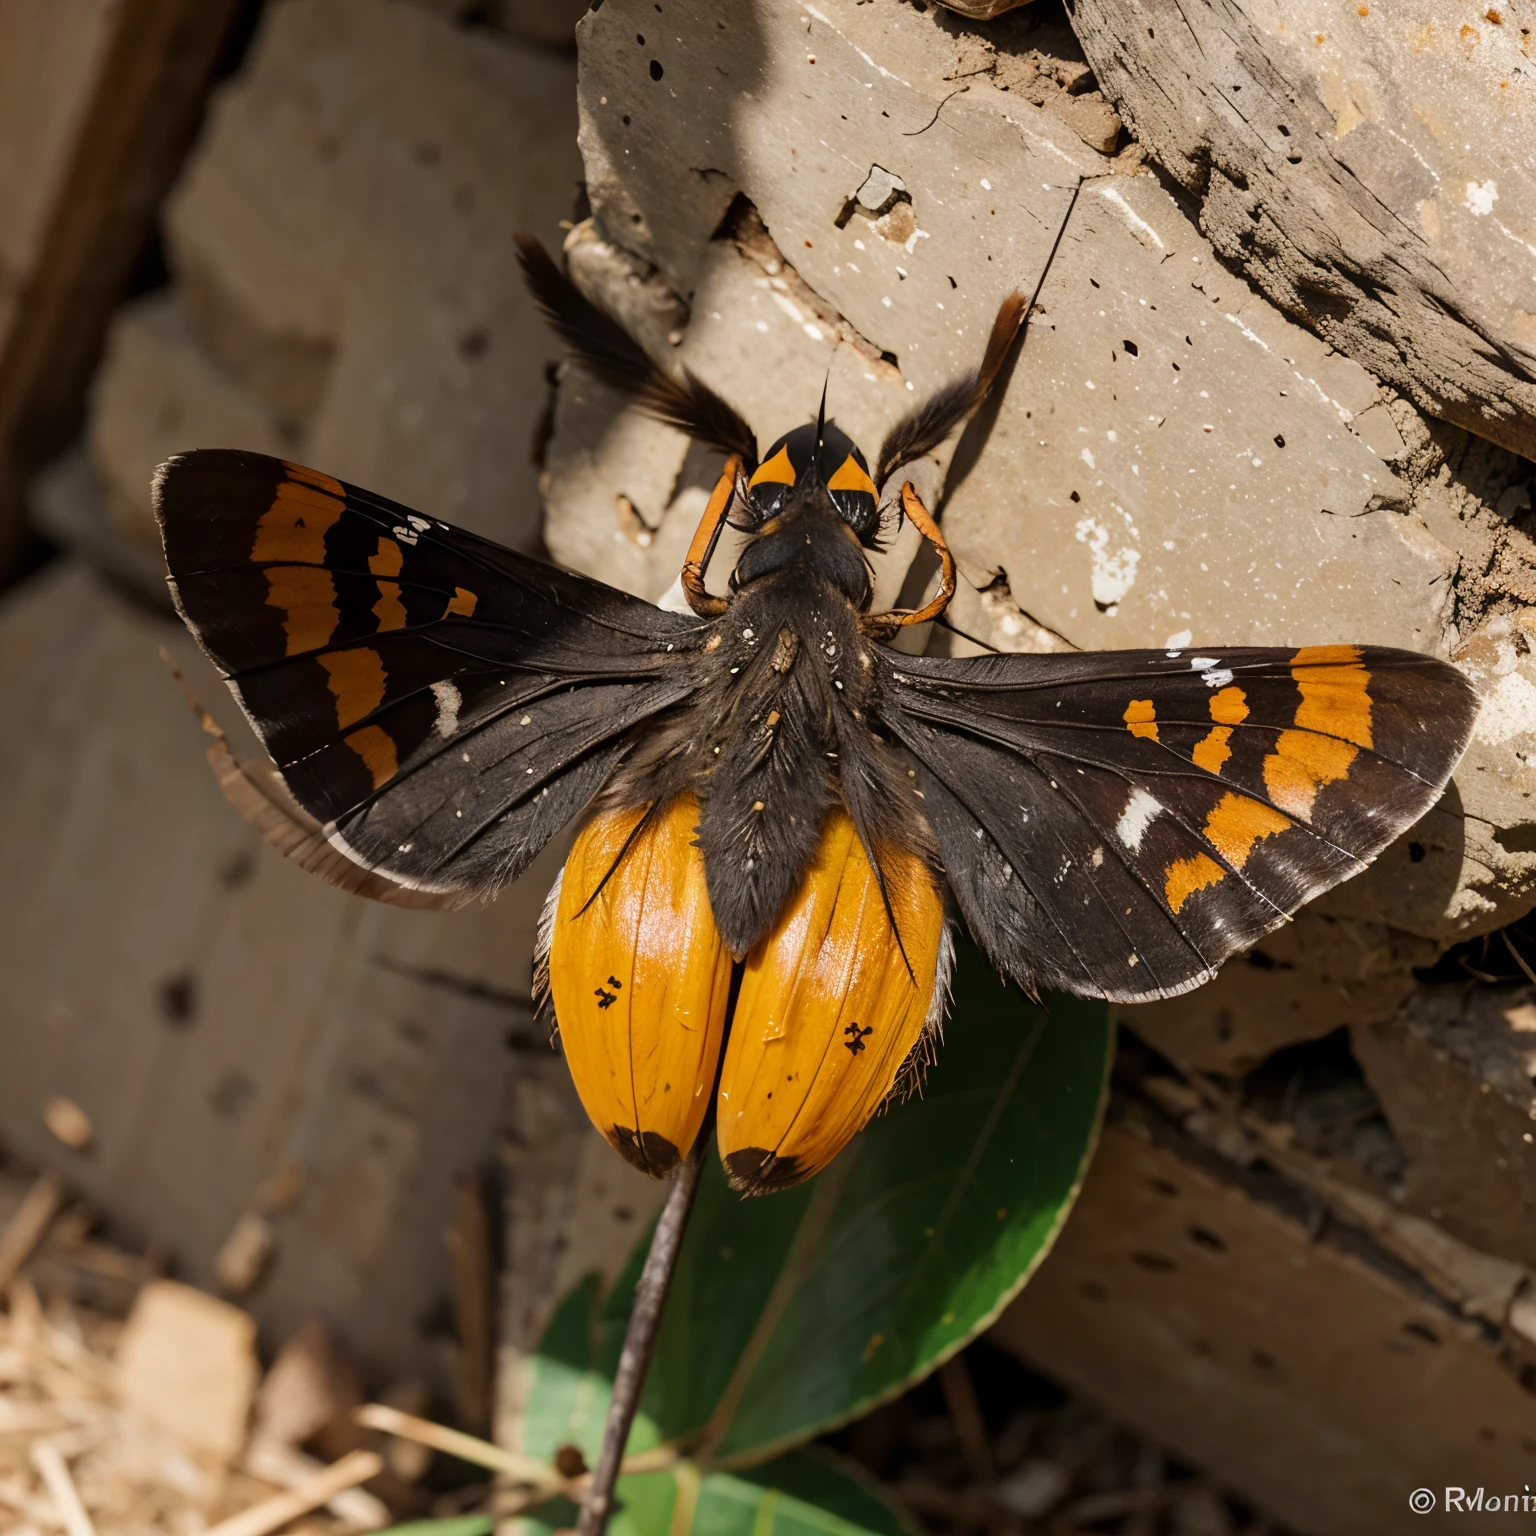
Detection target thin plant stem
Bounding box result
[576,1134,708,1536]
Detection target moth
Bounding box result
[154,238,1477,1197]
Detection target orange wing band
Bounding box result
[549,795,733,1176]
[716,810,944,1195]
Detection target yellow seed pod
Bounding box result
[549,795,732,1176]
[717,810,945,1195]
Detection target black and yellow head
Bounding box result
[746,420,880,543]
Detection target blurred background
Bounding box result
[0,2,1534,1534]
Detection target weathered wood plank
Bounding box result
[1355,983,1536,1271]
[0,0,241,565]
[994,1117,1536,1535]
[1065,0,1536,457]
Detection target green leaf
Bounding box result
[512,1449,917,1536]
[522,941,1111,1470]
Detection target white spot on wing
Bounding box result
[1201,667,1235,688]
[431,680,462,738]
[1116,789,1162,852]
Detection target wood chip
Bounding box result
[42,1099,93,1151]
[8,1275,44,1342]
[255,1320,360,1449]
[213,1212,275,1295]
[116,1281,257,1461]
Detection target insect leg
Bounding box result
[866,481,956,631]
[680,453,742,617]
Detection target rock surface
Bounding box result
[1124,911,1436,1076]
[1067,0,1536,460]
[89,291,286,541]
[557,0,1534,952]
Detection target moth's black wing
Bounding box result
[875,644,1477,1003]
[156,449,704,903]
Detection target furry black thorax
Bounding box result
[601,486,934,959]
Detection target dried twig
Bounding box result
[200,1448,383,1536]
[0,1470,62,1527]
[577,1135,707,1536]
[0,1173,67,1293]
[1503,929,1536,988]
[242,1437,391,1530]
[356,1402,554,1484]
[355,1400,680,1514]
[896,1480,1006,1524]
[938,1354,996,1485]
[447,1173,497,1434]
[30,1440,96,1536]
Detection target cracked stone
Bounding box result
[1068,0,1536,459]
[555,0,1535,947]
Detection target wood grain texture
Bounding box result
[994,1117,1536,1536]
[1065,0,1536,457]
[0,0,241,562]
[1355,984,1536,1272]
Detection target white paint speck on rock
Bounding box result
[1075,516,1140,607]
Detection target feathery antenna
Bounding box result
[516,235,759,468]
[873,177,1083,489]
